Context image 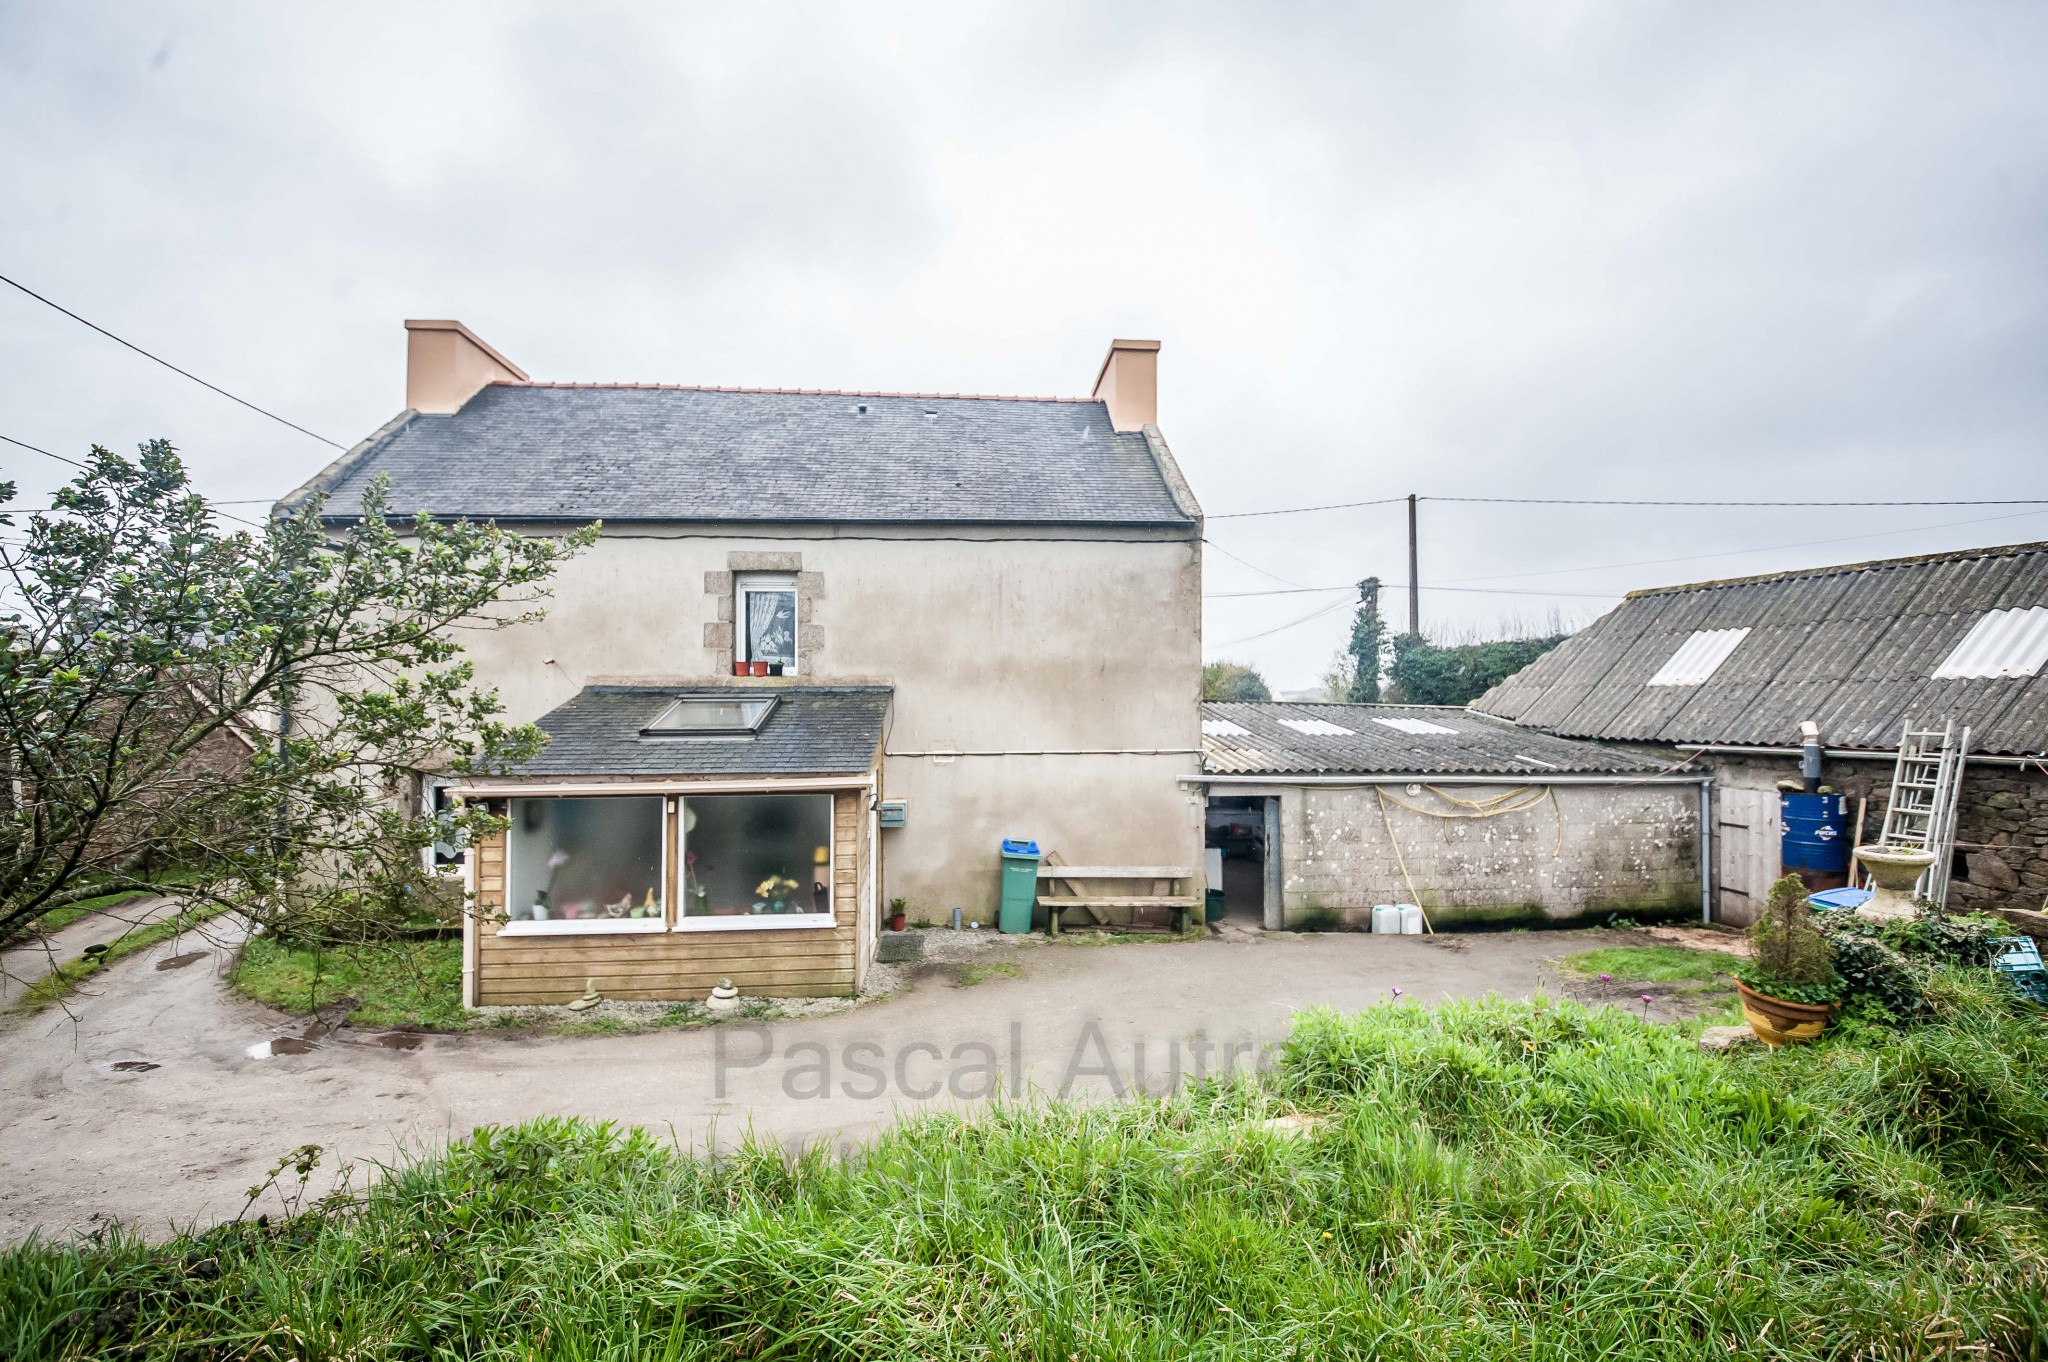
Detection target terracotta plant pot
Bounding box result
[1735,979,1833,1047]
[750,661,769,676]
[732,661,749,676]
[889,913,907,932]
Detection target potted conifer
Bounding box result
[1734,873,1844,1046]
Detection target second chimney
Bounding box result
[405,319,528,414]
[1091,338,1160,432]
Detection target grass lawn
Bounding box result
[6,972,2045,1358]
[231,935,466,1030]
[1561,943,1735,983]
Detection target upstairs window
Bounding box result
[736,573,797,675]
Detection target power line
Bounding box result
[1210,491,2048,520]
[1206,583,1618,600]
[1431,494,2048,508]
[0,432,86,469]
[1440,506,2048,587]
[0,272,344,449]
[1209,496,1406,521]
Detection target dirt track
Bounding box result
[1,922,1701,1243]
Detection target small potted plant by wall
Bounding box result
[1733,873,1844,1046]
[888,897,908,932]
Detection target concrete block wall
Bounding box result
[1277,783,1701,929]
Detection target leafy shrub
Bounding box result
[1822,909,2023,1021]
[1736,874,1843,1003]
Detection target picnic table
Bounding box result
[1036,855,1200,935]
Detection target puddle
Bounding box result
[156,952,208,971]
[111,1060,160,1073]
[245,1037,318,1060]
[373,1032,423,1051]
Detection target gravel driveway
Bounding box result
[1,922,1676,1243]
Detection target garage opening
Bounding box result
[1205,795,1275,928]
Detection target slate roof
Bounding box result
[1474,540,2048,756]
[1199,702,1670,777]
[290,383,1197,527]
[502,686,890,778]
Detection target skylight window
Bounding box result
[1202,718,1251,737]
[643,696,777,737]
[1646,628,1750,687]
[1933,607,2048,679]
[1278,718,1355,737]
[1372,717,1457,736]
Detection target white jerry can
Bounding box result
[1371,904,1400,934]
[1398,903,1425,934]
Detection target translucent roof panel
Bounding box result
[1372,716,1457,736]
[1645,627,1750,687]
[1932,607,2048,679]
[1278,718,1355,737]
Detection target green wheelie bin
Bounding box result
[998,839,1040,934]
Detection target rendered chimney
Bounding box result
[404,319,528,414]
[1090,338,1160,432]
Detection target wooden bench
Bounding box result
[1037,857,1200,936]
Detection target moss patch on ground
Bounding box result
[1560,944,1735,984]
[230,935,466,1030]
[954,960,1022,987]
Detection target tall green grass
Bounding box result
[5,979,2044,1359]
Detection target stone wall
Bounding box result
[1695,752,2048,920]
[1276,782,1701,929]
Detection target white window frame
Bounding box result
[672,791,837,934]
[497,794,670,937]
[735,573,799,675]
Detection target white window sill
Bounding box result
[673,914,837,933]
[497,919,669,937]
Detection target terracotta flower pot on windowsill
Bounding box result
[732,661,749,676]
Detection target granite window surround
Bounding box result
[703,553,825,680]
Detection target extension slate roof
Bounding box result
[289,384,1197,527]
[501,686,891,778]
[1199,702,1669,777]
[1474,541,2048,756]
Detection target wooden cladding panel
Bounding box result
[473,789,864,1004]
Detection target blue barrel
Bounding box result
[1780,793,1850,875]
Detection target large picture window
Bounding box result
[504,796,666,934]
[677,793,834,929]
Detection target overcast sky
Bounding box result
[4,2,2045,689]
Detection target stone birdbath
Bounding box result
[1851,845,1935,922]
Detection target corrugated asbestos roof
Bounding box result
[1474,540,2048,756]
[293,384,1196,527]
[508,686,890,778]
[1199,702,1669,776]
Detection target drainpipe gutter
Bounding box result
[1183,773,1708,787]
[1698,776,1713,925]
[1676,742,2042,768]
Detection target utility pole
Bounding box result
[1406,493,1419,635]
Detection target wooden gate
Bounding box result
[1715,784,1779,926]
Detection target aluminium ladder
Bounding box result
[1876,717,1971,908]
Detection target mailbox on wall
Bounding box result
[878,800,908,828]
